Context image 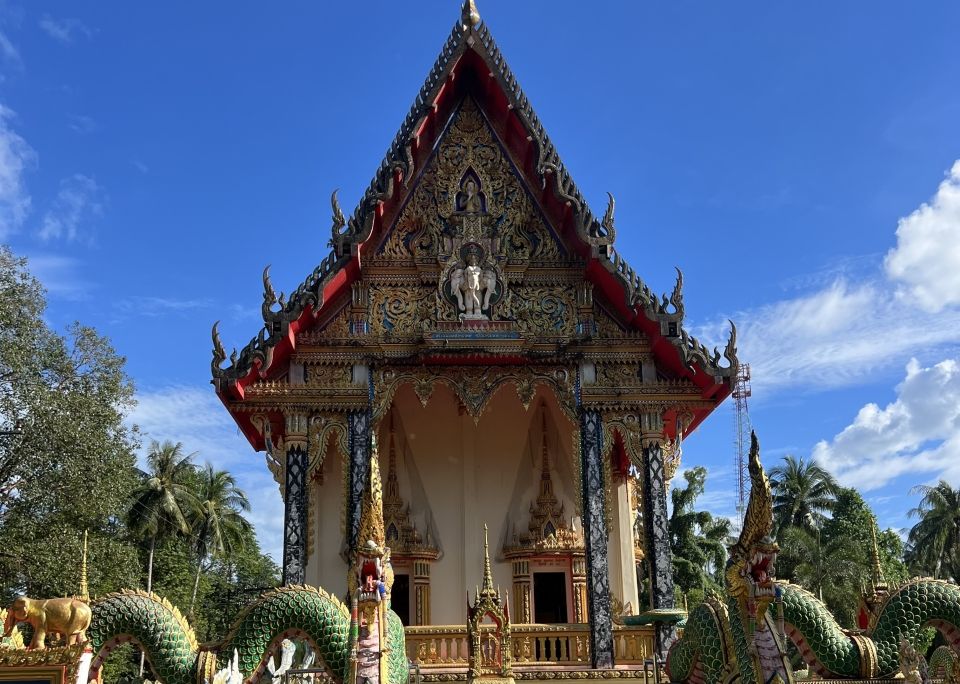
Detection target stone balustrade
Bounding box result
[404,624,656,669]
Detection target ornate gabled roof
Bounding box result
[212,1,738,442]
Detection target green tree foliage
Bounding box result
[669,466,731,597]
[769,455,839,534]
[775,485,909,627]
[0,247,279,680]
[0,246,141,600]
[189,526,279,642]
[906,481,960,581]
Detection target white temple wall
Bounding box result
[301,381,613,625]
[305,441,348,598]
[387,383,578,625]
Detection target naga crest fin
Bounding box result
[730,431,774,559]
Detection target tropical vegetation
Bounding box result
[0,246,278,682]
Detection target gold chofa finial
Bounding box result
[461,0,481,28]
[481,523,495,597]
[357,434,386,549]
[80,529,89,601]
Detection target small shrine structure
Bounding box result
[211,0,738,668]
[467,525,514,684]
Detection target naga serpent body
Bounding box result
[86,586,407,684]
[667,432,960,683]
[668,578,960,682]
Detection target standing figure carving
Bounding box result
[447,247,499,321]
[439,170,505,322]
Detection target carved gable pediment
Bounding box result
[378,98,565,267]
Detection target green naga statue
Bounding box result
[666,432,960,683]
[78,440,407,684]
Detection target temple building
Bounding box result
[211,0,737,668]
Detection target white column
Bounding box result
[609,474,640,614]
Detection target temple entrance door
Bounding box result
[393,574,410,625]
[533,572,568,623]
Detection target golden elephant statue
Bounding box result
[2,596,91,649]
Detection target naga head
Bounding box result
[726,432,779,621]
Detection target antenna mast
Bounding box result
[732,364,752,525]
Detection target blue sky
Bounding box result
[2,1,959,563]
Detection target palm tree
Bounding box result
[127,441,198,676]
[907,480,960,581]
[780,526,860,610]
[127,441,199,593]
[187,464,252,614]
[669,466,732,594]
[769,455,839,533]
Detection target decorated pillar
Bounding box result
[511,560,532,623]
[347,436,395,684]
[347,409,372,555]
[572,556,588,623]
[282,411,309,586]
[579,409,614,668]
[413,560,432,625]
[640,411,676,661]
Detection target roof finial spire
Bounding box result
[480,523,495,597]
[461,0,481,28]
[870,519,888,592]
[79,529,89,601]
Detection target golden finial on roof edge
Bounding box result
[462,0,481,28]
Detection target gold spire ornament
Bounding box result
[357,434,386,550]
[870,522,888,592]
[467,523,513,683]
[79,530,89,601]
[461,0,481,28]
[480,524,495,597]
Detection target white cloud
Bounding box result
[812,357,960,491]
[67,114,96,134]
[0,29,19,68]
[38,15,91,45]
[128,385,283,562]
[0,104,35,238]
[695,160,960,397]
[114,296,214,317]
[885,161,960,312]
[38,174,103,242]
[24,253,94,300]
[696,278,960,396]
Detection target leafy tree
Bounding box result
[776,487,908,627]
[191,526,279,641]
[669,466,731,596]
[0,246,141,600]
[187,464,252,614]
[769,455,839,534]
[780,527,860,615]
[127,441,199,595]
[906,480,960,581]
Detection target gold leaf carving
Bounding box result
[380,98,563,264]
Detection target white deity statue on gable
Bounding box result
[449,245,498,320]
[440,170,505,322]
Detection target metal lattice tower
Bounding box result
[732,364,752,524]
